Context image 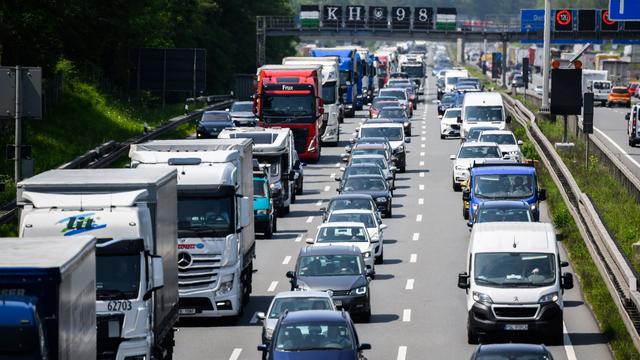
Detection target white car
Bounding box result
[449,142,502,191]
[477,130,524,162]
[534,85,544,96]
[440,108,462,139]
[357,122,410,172]
[307,222,376,269]
[325,209,388,264]
[257,291,336,343]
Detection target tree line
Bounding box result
[0,0,296,93]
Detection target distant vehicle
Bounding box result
[469,343,554,360]
[468,200,535,228]
[534,85,544,96]
[608,86,632,108]
[258,310,371,359]
[257,291,335,344]
[457,77,482,91]
[438,92,462,115]
[338,173,394,217]
[254,173,277,238]
[286,246,374,320]
[378,88,412,117]
[197,110,234,138]
[321,194,380,222]
[477,130,524,162]
[337,163,392,190]
[629,82,640,97]
[511,74,524,88]
[344,143,393,166]
[376,106,411,135]
[461,92,511,139]
[627,105,640,146]
[582,70,609,106]
[369,96,400,118]
[326,209,388,264]
[440,108,462,139]
[464,126,500,143]
[229,101,257,127]
[444,69,470,93]
[357,122,409,172]
[449,142,502,191]
[307,222,376,269]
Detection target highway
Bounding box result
[174,73,613,360]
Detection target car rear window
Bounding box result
[613,88,629,95]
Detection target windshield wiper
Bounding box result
[475,278,506,287]
[292,347,345,351]
[179,227,231,237]
[98,289,135,300]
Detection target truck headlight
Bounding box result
[218,274,234,295]
[538,292,559,304]
[376,197,387,203]
[472,291,493,305]
[351,286,367,295]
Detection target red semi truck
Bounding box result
[254,65,324,163]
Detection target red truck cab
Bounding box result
[255,65,323,163]
[376,55,390,89]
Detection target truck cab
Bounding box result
[312,48,359,117]
[463,163,546,221]
[458,222,574,345]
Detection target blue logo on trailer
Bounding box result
[521,9,545,32]
[609,0,640,21]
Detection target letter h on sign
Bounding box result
[345,6,365,28]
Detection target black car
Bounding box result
[197,111,234,138]
[438,92,459,115]
[286,246,374,320]
[321,194,380,222]
[258,310,371,360]
[469,343,554,360]
[468,200,535,228]
[338,174,393,217]
[335,164,391,193]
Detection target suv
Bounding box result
[608,86,632,108]
[467,200,535,228]
[357,123,410,172]
[286,246,374,320]
[196,111,234,138]
[258,310,371,359]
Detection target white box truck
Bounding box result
[0,236,96,360]
[582,69,610,106]
[129,138,255,318]
[18,168,179,360]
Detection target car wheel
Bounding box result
[386,207,392,218]
[440,134,445,139]
[607,102,612,107]
[291,189,296,204]
[463,207,469,220]
[467,318,479,345]
[453,179,461,192]
[400,166,406,173]
[361,308,371,323]
[375,248,384,264]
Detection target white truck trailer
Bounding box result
[582,69,610,106]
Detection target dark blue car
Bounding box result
[258,310,371,360]
[196,110,234,138]
[470,343,553,360]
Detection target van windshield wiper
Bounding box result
[97,289,136,300]
[178,227,231,237]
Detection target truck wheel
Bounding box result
[630,139,635,147]
[453,179,461,192]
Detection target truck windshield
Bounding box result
[254,179,267,197]
[464,106,503,122]
[474,253,556,287]
[339,71,352,84]
[255,155,281,177]
[477,208,531,223]
[322,82,337,104]
[474,174,535,199]
[177,195,235,237]
[262,94,314,118]
[96,254,141,300]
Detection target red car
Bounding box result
[369,97,401,118]
[629,82,640,97]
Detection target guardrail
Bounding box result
[0,95,234,225]
[503,94,640,351]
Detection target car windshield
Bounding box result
[402,65,423,77]
[360,127,403,141]
[298,255,362,277]
[343,177,387,192]
[441,94,456,104]
[351,157,386,169]
[262,94,314,117]
[231,103,252,112]
[255,155,281,177]
[477,208,531,223]
[328,213,375,228]
[254,179,267,197]
[474,353,552,360]
[380,90,406,100]
[201,113,230,122]
[465,106,503,122]
[268,297,333,319]
[328,199,374,212]
[274,321,354,351]
[444,109,461,119]
[479,133,516,145]
[316,226,368,243]
[96,254,140,300]
[177,195,234,236]
[475,253,556,287]
[458,146,502,159]
[345,166,383,177]
[379,108,406,118]
[352,148,386,157]
[388,80,412,87]
[474,174,535,199]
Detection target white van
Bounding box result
[444,69,469,93]
[460,92,511,139]
[457,222,574,345]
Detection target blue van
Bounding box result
[462,163,546,221]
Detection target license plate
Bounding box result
[180,308,196,315]
[504,324,528,331]
[333,300,343,307]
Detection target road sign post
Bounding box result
[609,0,640,21]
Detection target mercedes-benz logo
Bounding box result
[177,252,192,270]
[513,296,519,302]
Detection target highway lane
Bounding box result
[174,73,613,360]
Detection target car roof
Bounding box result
[328,209,373,215]
[471,165,536,176]
[281,310,349,324]
[478,130,514,136]
[344,174,385,180]
[461,141,500,148]
[353,143,387,149]
[330,194,375,201]
[299,245,362,256]
[319,221,368,228]
[476,343,549,355]
[351,154,386,159]
[470,222,557,253]
[273,291,332,300]
[360,122,403,128]
[477,200,530,209]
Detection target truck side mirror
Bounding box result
[462,189,471,201]
[239,197,251,228]
[458,272,470,289]
[457,116,462,124]
[506,115,512,124]
[626,113,631,121]
[538,188,547,201]
[562,273,574,290]
[144,255,165,301]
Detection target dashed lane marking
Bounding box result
[324,185,331,192]
[418,198,424,205]
[419,184,425,190]
[405,279,415,290]
[419,172,425,177]
[412,233,420,241]
[229,348,242,360]
[282,256,291,265]
[402,309,412,322]
[397,346,407,360]
[295,235,303,242]
[410,254,417,263]
[306,216,314,223]
[316,200,323,206]
[416,214,423,222]
[267,281,278,292]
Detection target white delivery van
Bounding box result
[444,69,469,93]
[460,92,511,139]
[457,222,574,345]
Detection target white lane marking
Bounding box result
[397,346,407,360]
[410,253,417,263]
[412,232,420,241]
[295,234,303,242]
[250,312,260,324]
[418,198,424,205]
[421,143,426,148]
[416,214,423,222]
[306,216,314,223]
[316,200,323,206]
[594,127,640,168]
[405,279,415,290]
[419,184,425,190]
[419,161,425,166]
[420,151,425,157]
[324,185,331,192]
[422,125,426,129]
[421,130,426,134]
[267,281,278,292]
[282,256,292,265]
[330,172,336,178]
[563,322,578,360]
[402,309,412,322]
[229,348,242,360]
[419,172,425,177]
[421,136,426,141]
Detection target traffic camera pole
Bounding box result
[542,0,552,111]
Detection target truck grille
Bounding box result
[290,128,309,154]
[178,253,222,291]
[97,314,125,360]
[493,306,538,318]
[329,290,350,296]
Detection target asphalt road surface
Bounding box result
[174,71,613,360]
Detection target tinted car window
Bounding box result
[201,113,230,122]
[274,322,354,351]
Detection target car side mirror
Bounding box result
[457,116,462,124]
[438,115,443,119]
[561,261,569,268]
[449,154,456,160]
[467,220,473,228]
[390,166,398,173]
[339,167,346,172]
[258,344,269,352]
[538,188,547,201]
[305,238,314,244]
[366,268,375,279]
[320,207,326,213]
[405,138,411,143]
[334,176,341,181]
[345,146,352,153]
[626,113,631,121]
[380,224,388,230]
[257,312,266,320]
[462,189,471,201]
[286,271,295,279]
[562,273,574,290]
[458,272,470,289]
[517,140,524,145]
[506,115,512,124]
[350,138,356,144]
[358,343,372,351]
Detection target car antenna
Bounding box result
[513,236,518,249]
